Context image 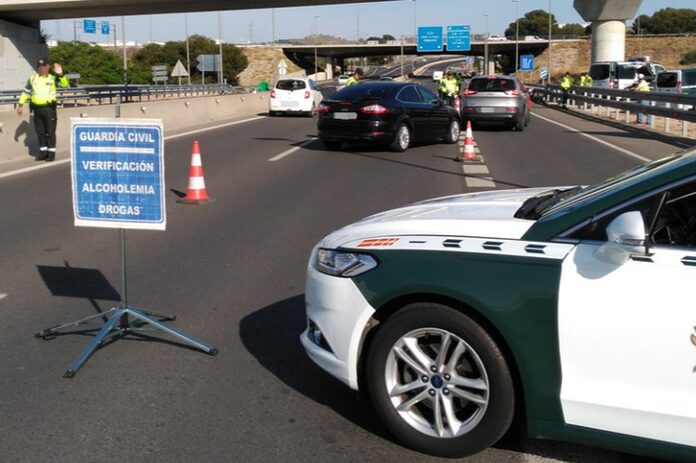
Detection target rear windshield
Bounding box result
[657,72,678,88]
[276,80,306,91]
[684,70,696,86]
[589,64,610,80]
[332,83,395,101]
[618,65,638,80]
[468,78,516,92]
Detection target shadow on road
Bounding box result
[239,294,398,445]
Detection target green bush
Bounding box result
[681,50,696,66]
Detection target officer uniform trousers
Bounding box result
[32,104,58,160]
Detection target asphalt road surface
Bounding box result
[0,96,690,462]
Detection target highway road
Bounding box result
[0,87,691,462]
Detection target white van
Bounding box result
[589,61,666,90]
[655,69,696,96]
[432,70,443,82]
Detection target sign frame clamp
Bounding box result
[35,118,218,378]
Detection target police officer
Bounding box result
[439,72,458,105]
[345,68,363,86]
[560,71,573,109]
[17,58,69,162]
[580,72,593,87]
[633,73,652,125]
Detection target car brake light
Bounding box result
[678,81,682,94]
[464,89,478,96]
[316,103,331,113]
[503,89,520,96]
[506,107,517,113]
[463,106,475,112]
[304,91,311,99]
[360,104,389,115]
[270,90,276,99]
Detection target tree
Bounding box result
[681,50,696,65]
[557,23,587,37]
[505,9,559,38]
[632,8,696,34]
[131,35,248,84]
[49,41,124,84]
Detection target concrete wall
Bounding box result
[0,19,47,91]
[0,92,269,161]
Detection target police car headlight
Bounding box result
[315,248,378,277]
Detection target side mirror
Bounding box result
[596,211,647,264]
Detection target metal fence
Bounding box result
[531,84,696,137]
[0,84,248,107]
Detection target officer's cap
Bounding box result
[37,58,49,67]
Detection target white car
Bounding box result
[336,75,350,87]
[269,78,323,116]
[301,149,696,460]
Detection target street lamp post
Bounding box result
[185,13,191,85]
[218,12,224,84]
[548,0,552,84]
[484,14,489,74]
[513,0,519,74]
[121,16,127,85]
[356,5,360,42]
[313,15,319,79]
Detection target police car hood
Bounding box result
[322,187,560,249]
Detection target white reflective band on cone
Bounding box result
[191,153,202,166]
[188,177,206,189]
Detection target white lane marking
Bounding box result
[0,293,6,301]
[532,113,650,163]
[463,164,495,188]
[268,138,317,162]
[0,115,267,181]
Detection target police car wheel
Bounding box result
[444,120,460,144]
[366,303,515,458]
[390,124,411,152]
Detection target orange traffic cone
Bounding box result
[457,121,482,163]
[178,140,210,204]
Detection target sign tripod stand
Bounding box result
[35,96,217,378]
[35,229,218,378]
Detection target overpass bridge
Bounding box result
[0,0,642,91]
[281,40,554,79]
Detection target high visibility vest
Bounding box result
[18,73,69,107]
[580,75,593,87]
[637,79,650,92]
[443,77,458,95]
[345,76,359,86]
[561,76,573,90]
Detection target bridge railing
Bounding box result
[0,84,248,107]
[531,84,696,137]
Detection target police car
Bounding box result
[301,149,696,460]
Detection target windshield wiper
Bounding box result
[514,187,582,220]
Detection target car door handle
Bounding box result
[681,256,696,267]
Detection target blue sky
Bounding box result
[43,0,695,44]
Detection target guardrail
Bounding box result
[531,84,696,137]
[0,84,248,107]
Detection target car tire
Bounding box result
[308,103,317,117]
[321,139,342,151]
[366,303,515,458]
[514,116,525,132]
[524,111,530,127]
[390,123,411,152]
[444,119,461,144]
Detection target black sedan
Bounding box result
[317,82,461,152]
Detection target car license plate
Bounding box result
[479,107,494,113]
[334,112,357,120]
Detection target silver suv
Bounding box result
[460,75,531,131]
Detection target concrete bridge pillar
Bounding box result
[326,56,336,80]
[0,19,47,93]
[574,0,642,63]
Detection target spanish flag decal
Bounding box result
[358,238,399,248]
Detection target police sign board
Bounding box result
[418,27,443,52]
[520,55,535,72]
[71,119,166,230]
[446,25,471,51]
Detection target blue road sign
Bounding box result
[101,21,110,35]
[83,19,96,34]
[446,25,471,52]
[418,26,443,52]
[71,119,166,230]
[520,55,535,72]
